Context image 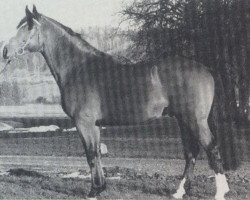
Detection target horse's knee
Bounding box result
[75,120,103,168]
[76,118,100,145]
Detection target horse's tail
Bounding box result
[208,72,241,170]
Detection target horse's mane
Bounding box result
[45,16,83,40]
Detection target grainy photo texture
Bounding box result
[0,0,249,199]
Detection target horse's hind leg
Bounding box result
[173,117,200,199]
[197,119,229,200]
[75,116,106,198]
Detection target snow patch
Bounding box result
[61,172,91,179]
[0,104,66,118]
[61,171,120,180]
[63,127,77,132]
[107,176,121,180]
[28,125,60,132]
[0,122,13,131]
[0,171,10,176]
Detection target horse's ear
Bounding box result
[32,5,40,19]
[25,6,34,30]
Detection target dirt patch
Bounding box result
[0,166,248,199]
[8,168,45,178]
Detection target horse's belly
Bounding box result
[99,99,149,125]
[99,92,168,126]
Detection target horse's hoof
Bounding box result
[88,182,107,198]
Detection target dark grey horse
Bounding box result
[1,6,233,200]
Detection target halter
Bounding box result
[15,19,41,57]
[1,18,42,74]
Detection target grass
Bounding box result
[0,158,248,199]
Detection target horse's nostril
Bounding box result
[3,46,8,59]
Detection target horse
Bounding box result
[1,6,236,200]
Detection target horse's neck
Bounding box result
[40,19,99,87]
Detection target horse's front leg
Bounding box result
[75,115,106,198]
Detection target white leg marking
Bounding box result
[215,173,229,200]
[173,178,186,199]
[87,198,97,200]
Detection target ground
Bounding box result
[0,156,248,199]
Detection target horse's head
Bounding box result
[2,5,43,65]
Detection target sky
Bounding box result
[0,0,133,41]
